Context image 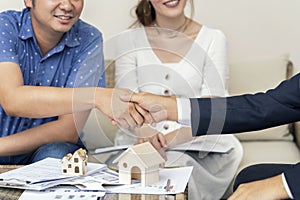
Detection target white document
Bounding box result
[19,186,105,200]
[169,135,234,153]
[63,167,120,190]
[92,135,234,154]
[0,158,106,190]
[104,166,193,195]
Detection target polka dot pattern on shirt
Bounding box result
[0,8,105,136]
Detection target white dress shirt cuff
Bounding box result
[282,173,294,199]
[176,97,191,126]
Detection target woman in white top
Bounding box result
[109,0,243,199]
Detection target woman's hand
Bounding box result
[133,125,168,166]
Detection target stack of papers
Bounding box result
[0,157,193,199]
[0,158,106,190]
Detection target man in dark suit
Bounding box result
[126,73,300,199]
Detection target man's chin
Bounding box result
[54,26,73,34]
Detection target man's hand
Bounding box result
[95,88,153,129]
[121,92,178,123]
[228,174,289,200]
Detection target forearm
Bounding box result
[2,86,96,118]
[165,96,178,122]
[0,114,85,156]
[271,174,290,199]
[164,127,193,148]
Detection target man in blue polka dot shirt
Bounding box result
[0,0,149,164]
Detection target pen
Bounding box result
[165,178,171,192]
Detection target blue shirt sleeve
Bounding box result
[0,12,20,64]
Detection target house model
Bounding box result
[113,142,165,187]
[61,148,88,176]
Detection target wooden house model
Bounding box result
[113,142,165,187]
[61,148,88,176]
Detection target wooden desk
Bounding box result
[0,165,187,200]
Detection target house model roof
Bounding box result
[113,142,165,168]
[75,148,88,161]
[61,148,88,162]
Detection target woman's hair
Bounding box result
[133,0,194,27]
[135,0,156,26]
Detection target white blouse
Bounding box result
[113,25,229,141]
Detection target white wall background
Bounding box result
[1,0,299,72]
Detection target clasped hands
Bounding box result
[95,88,176,157]
[97,88,177,130]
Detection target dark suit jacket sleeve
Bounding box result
[190,73,300,136]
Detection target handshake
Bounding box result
[95,88,179,129]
